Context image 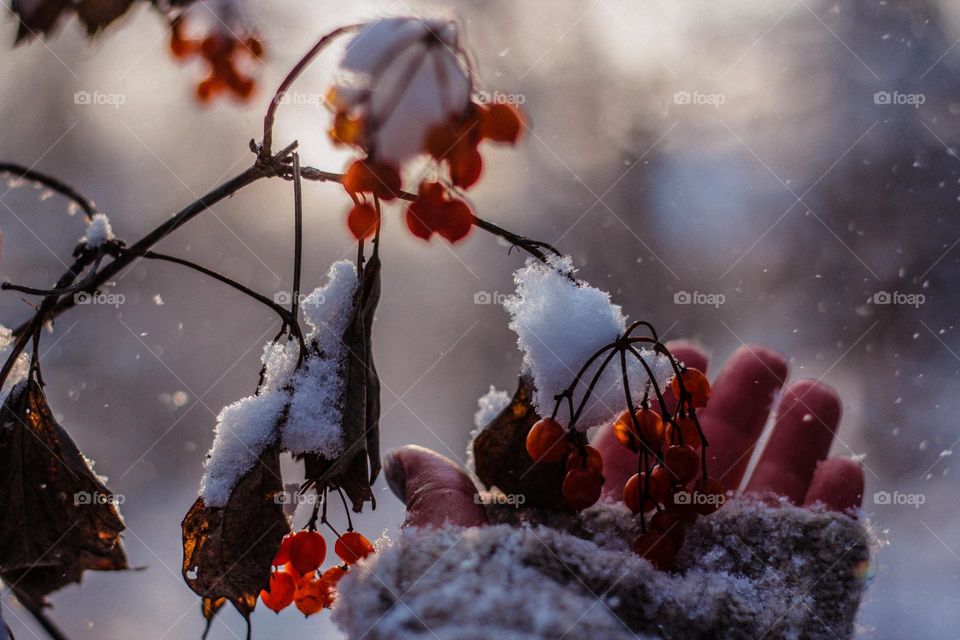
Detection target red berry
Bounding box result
[565,445,603,474]
[562,467,603,511]
[623,469,670,514]
[663,445,699,484]
[665,415,701,449]
[273,533,293,566]
[342,160,401,200]
[649,510,687,546]
[288,530,326,576]
[632,532,678,570]
[436,199,474,243]
[448,144,483,188]
[613,408,664,453]
[478,103,523,143]
[525,418,568,464]
[335,531,375,564]
[293,574,328,616]
[670,368,711,408]
[259,565,297,613]
[405,181,446,240]
[347,203,379,240]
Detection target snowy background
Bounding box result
[1,0,958,637]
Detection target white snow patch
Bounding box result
[0,325,28,397]
[474,385,510,430]
[199,261,360,507]
[503,257,671,430]
[332,17,471,166]
[81,213,114,246]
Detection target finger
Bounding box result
[803,457,865,513]
[382,445,488,528]
[699,345,788,489]
[744,380,841,503]
[596,341,709,499]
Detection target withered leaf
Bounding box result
[0,378,127,609]
[472,376,567,509]
[181,444,288,621]
[10,0,137,43]
[302,249,381,512]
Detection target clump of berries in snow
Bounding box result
[326,17,524,243]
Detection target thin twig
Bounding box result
[0,162,98,221]
[260,25,360,158]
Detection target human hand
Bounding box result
[383,342,865,526]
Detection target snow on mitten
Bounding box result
[332,497,871,640]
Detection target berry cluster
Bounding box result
[259,529,374,616]
[334,102,523,244]
[617,367,725,570]
[524,322,726,571]
[169,16,264,103]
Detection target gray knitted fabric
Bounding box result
[332,496,872,640]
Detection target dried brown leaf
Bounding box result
[0,378,127,608]
[472,376,567,509]
[181,444,288,620]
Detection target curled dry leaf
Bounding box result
[181,443,288,623]
[302,250,382,511]
[0,377,127,609]
[10,0,139,42]
[472,377,567,509]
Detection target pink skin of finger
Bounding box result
[596,341,708,500]
[383,445,488,528]
[744,380,842,504]
[389,344,866,527]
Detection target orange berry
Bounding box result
[448,144,483,189]
[405,181,446,240]
[663,445,699,484]
[478,103,523,144]
[562,467,603,511]
[329,112,365,147]
[293,574,327,616]
[613,409,665,453]
[623,469,670,513]
[259,566,297,613]
[670,368,710,408]
[347,203,379,240]
[692,476,726,515]
[196,77,220,103]
[436,198,474,243]
[319,565,347,590]
[525,418,568,464]
[632,531,678,570]
[342,160,401,200]
[335,532,375,564]
[288,530,326,576]
[665,415,701,449]
[565,445,603,474]
[273,533,293,567]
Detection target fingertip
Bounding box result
[804,457,865,513]
[382,445,487,528]
[745,379,842,502]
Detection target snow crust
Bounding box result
[473,385,510,430]
[332,17,471,165]
[81,213,114,246]
[0,325,28,397]
[503,257,672,430]
[199,261,359,507]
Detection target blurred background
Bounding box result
[0,0,958,637]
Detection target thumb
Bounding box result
[383,445,488,528]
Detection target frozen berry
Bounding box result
[525,418,568,464]
[670,368,710,408]
[562,467,603,511]
[335,532,375,564]
[289,530,327,576]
